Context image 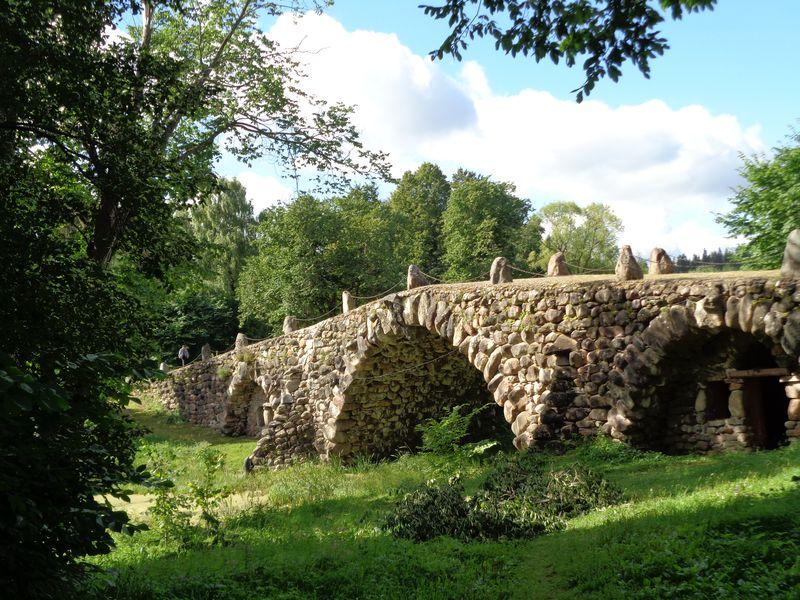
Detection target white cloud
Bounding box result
[236,171,295,216]
[264,13,765,257]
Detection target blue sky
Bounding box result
[328,0,799,147]
[220,1,800,257]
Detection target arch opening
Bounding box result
[333,327,506,460]
[651,330,792,453]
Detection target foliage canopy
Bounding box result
[422,0,717,101]
[718,133,800,269]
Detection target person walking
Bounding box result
[178,344,190,367]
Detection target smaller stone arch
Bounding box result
[610,293,799,451]
[221,361,270,436]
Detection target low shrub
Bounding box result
[382,476,471,542]
[416,403,492,454]
[384,451,624,542]
[144,444,231,547]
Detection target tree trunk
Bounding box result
[88,191,119,264]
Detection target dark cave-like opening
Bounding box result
[655,330,790,452]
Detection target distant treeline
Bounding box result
[673,248,740,272]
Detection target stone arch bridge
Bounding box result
[147,267,800,470]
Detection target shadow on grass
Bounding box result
[92,474,800,600]
[525,482,800,599]
[597,444,800,499]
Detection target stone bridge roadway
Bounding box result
[147,271,800,469]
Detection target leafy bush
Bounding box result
[144,444,231,548]
[416,403,494,454]
[0,354,147,598]
[536,465,624,518]
[382,477,471,542]
[481,450,549,499]
[384,451,624,542]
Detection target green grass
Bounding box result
[131,396,256,490]
[90,403,800,599]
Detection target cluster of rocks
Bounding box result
[139,231,800,470]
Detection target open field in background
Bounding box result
[89,397,800,599]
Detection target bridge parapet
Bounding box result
[144,270,800,469]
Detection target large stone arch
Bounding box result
[608,293,798,450]
[320,292,528,459]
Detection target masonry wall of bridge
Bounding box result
[145,271,800,469]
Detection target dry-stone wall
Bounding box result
[143,270,800,469]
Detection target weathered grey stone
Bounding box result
[342,291,355,315]
[615,246,643,281]
[489,256,512,284]
[648,247,675,275]
[729,390,745,418]
[159,362,169,373]
[788,398,800,420]
[547,252,570,277]
[235,332,248,350]
[201,343,212,361]
[407,264,429,290]
[781,229,800,279]
[545,334,577,355]
[511,411,530,436]
[694,388,707,413]
[282,317,297,335]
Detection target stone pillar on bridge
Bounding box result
[648,247,675,275]
[201,343,212,361]
[615,245,644,281]
[489,256,512,284]
[407,265,429,290]
[782,229,800,279]
[235,332,248,350]
[159,362,169,373]
[282,316,298,335]
[547,252,570,276]
[342,291,354,315]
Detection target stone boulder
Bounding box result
[235,332,248,350]
[547,252,570,276]
[407,265,429,290]
[615,246,643,281]
[781,229,800,279]
[342,291,354,315]
[489,256,512,284]
[648,247,675,275]
[282,315,298,335]
[201,343,212,361]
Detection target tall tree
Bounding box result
[237,186,399,333]
[189,178,256,297]
[718,133,800,269]
[532,201,623,271]
[0,150,149,596]
[514,215,544,271]
[422,0,716,101]
[389,163,450,276]
[442,173,529,280]
[2,0,389,267]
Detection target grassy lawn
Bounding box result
[88,399,800,599]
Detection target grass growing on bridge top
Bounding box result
[90,403,800,599]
